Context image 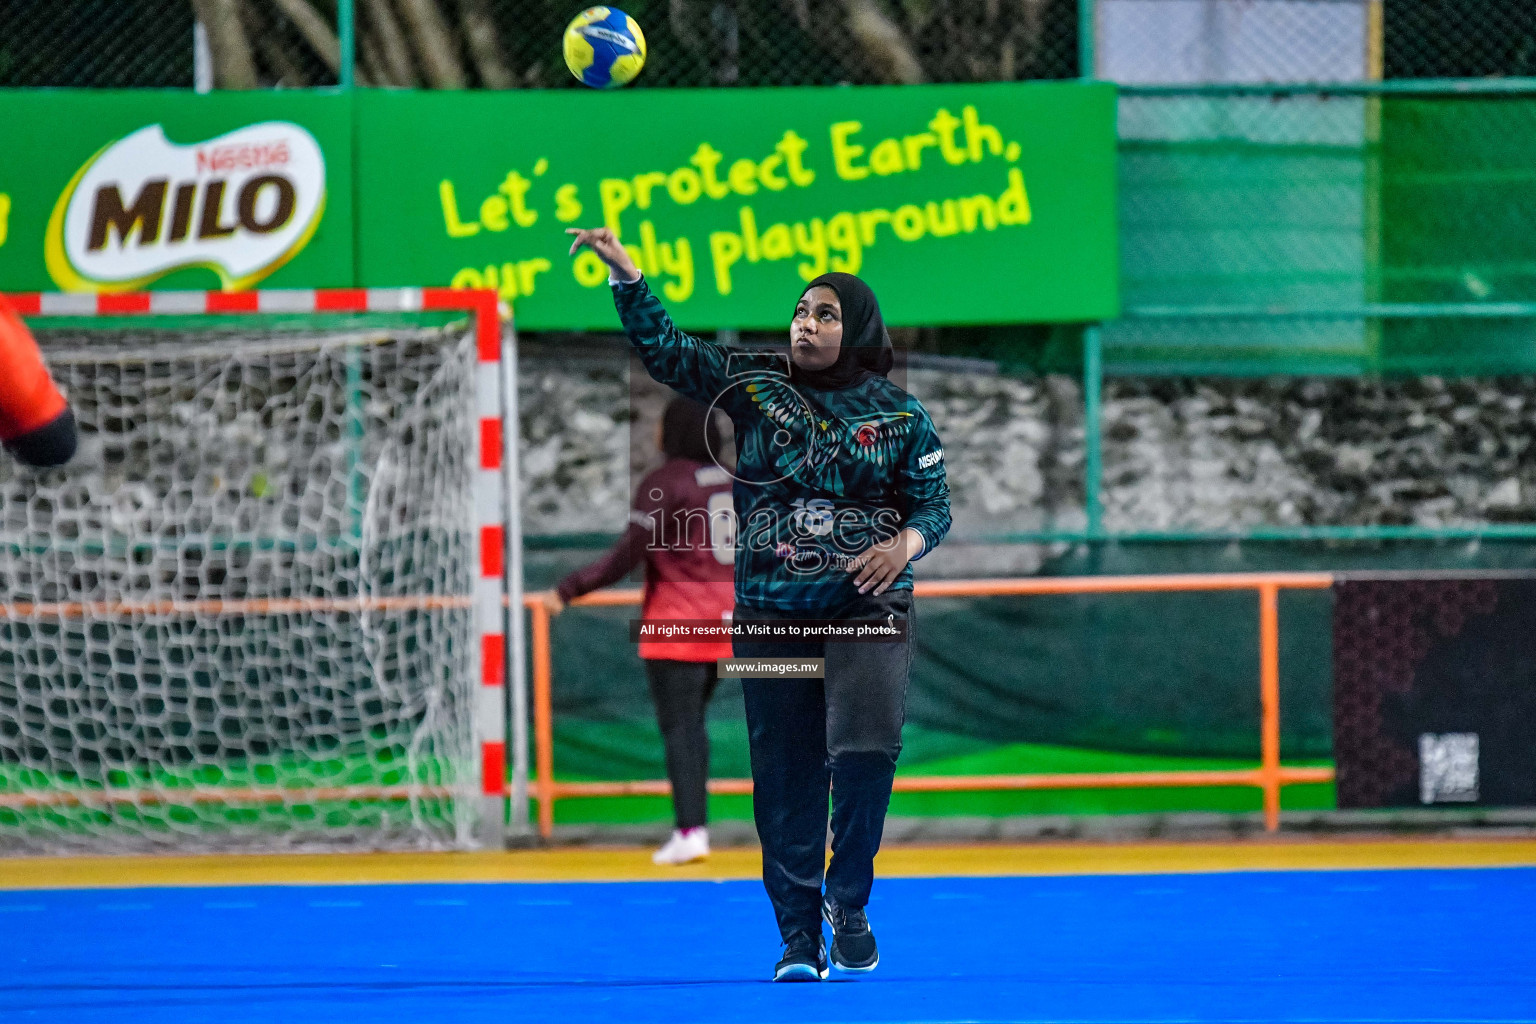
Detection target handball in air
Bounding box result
[564,7,647,89]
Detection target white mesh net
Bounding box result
[0,315,482,853]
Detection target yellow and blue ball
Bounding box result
[563,7,647,89]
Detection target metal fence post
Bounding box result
[1363,0,1385,372]
[192,21,213,92]
[1079,0,1096,79]
[504,321,532,841]
[532,600,556,839]
[1258,583,1282,831]
[338,0,356,89]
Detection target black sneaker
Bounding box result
[773,931,828,982]
[822,896,879,972]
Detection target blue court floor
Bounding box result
[6,867,1535,1023]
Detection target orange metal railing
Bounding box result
[524,573,1337,839]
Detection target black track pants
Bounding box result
[735,590,913,941]
[644,659,720,830]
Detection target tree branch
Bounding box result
[842,0,923,83]
[254,24,313,85]
[395,0,467,88]
[190,0,259,88]
[779,0,811,31]
[363,0,416,86]
[270,0,341,73]
[454,0,515,88]
[357,29,387,86]
[238,0,311,86]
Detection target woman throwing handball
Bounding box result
[567,226,950,982]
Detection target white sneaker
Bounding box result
[652,827,709,865]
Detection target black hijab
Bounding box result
[789,272,894,391]
[660,395,721,463]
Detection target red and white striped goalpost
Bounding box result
[5,288,528,845]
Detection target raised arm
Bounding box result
[550,473,667,611]
[567,227,734,406]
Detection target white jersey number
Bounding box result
[706,491,735,566]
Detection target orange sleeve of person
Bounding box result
[0,294,68,441]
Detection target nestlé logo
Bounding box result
[46,121,326,291]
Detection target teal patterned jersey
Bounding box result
[613,277,951,613]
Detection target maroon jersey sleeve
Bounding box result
[554,519,648,604]
[555,466,668,603]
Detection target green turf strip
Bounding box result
[0,724,1335,834]
[547,720,1334,824]
[0,749,464,837]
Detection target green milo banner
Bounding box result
[0,84,1117,328]
[0,91,355,292]
[356,82,1118,329]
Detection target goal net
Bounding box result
[0,290,510,854]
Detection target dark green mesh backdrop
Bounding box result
[527,540,1536,822]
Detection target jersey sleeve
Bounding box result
[555,519,648,604]
[612,277,735,408]
[897,406,951,560]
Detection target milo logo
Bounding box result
[45,121,326,291]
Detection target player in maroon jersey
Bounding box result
[544,396,735,864]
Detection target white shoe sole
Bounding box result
[651,850,708,865]
[773,962,828,982]
[651,836,709,865]
[830,953,878,973]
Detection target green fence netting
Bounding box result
[0,0,1080,89]
[1113,94,1536,375]
[1383,0,1536,80]
[6,1,1536,91]
[1382,97,1536,307]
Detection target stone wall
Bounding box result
[513,348,1086,539]
[514,343,1536,540]
[1102,377,1536,531]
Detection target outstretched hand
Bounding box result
[566,227,641,283]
